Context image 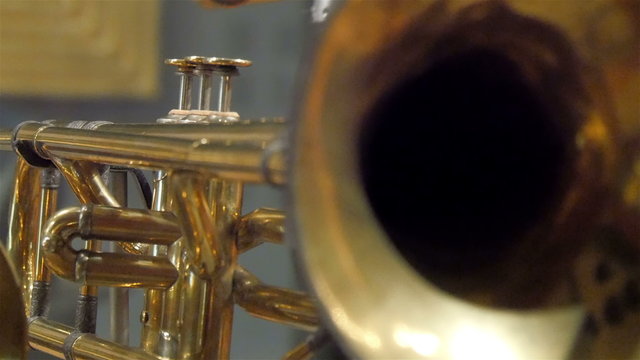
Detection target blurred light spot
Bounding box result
[450,325,516,360]
[394,324,440,357]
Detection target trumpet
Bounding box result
[1,0,639,359]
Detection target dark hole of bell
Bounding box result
[359,48,567,279]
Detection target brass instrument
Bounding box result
[1,0,639,359]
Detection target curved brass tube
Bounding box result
[236,208,284,253]
[51,158,149,255]
[29,318,163,360]
[42,205,180,288]
[233,267,319,332]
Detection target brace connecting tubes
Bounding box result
[42,205,181,288]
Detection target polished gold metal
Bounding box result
[10,122,286,184]
[1,1,639,359]
[236,208,284,253]
[0,245,26,359]
[293,0,639,359]
[28,318,162,360]
[233,267,319,331]
[42,205,180,288]
[7,158,43,317]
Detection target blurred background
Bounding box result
[0,0,313,358]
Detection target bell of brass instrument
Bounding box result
[0,0,638,359]
[292,0,639,358]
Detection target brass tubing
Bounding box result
[97,121,284,142]
[28,318,163,360]
[170,172,238,359]
[52,158,119,207]
[282,330,330,360]
[140,171,172,354]
[30,168,61,318]
[15,122,285,184]
[109,170,130,345]
[42,206,180,288]
[236,208,285,253]
[6,158,43,317]
[234,267,319,332]
[0,128,11,150]
[170,174,217,277]
[34,168,60,283]
[51,158,149,255]
[28,318,70,359]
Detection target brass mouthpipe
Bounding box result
[233,267,319,332]
[236,208,285,253]
[42,205,180,288]
[13,122,285,184]
[96,119,285,142]
[28,318,163,360]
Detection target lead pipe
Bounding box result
[42,205,180,288]
[13,123,286,184]
[0,128,11,150]
[140,170,172,354]
[51,158,150,255]
[96,121,285,142]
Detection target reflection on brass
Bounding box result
[6,158,42,317]
[42,205,180,288]
[1,1,638,359]
[236,208,285,253]
[234,267,319,331]
[294,0,639,359]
